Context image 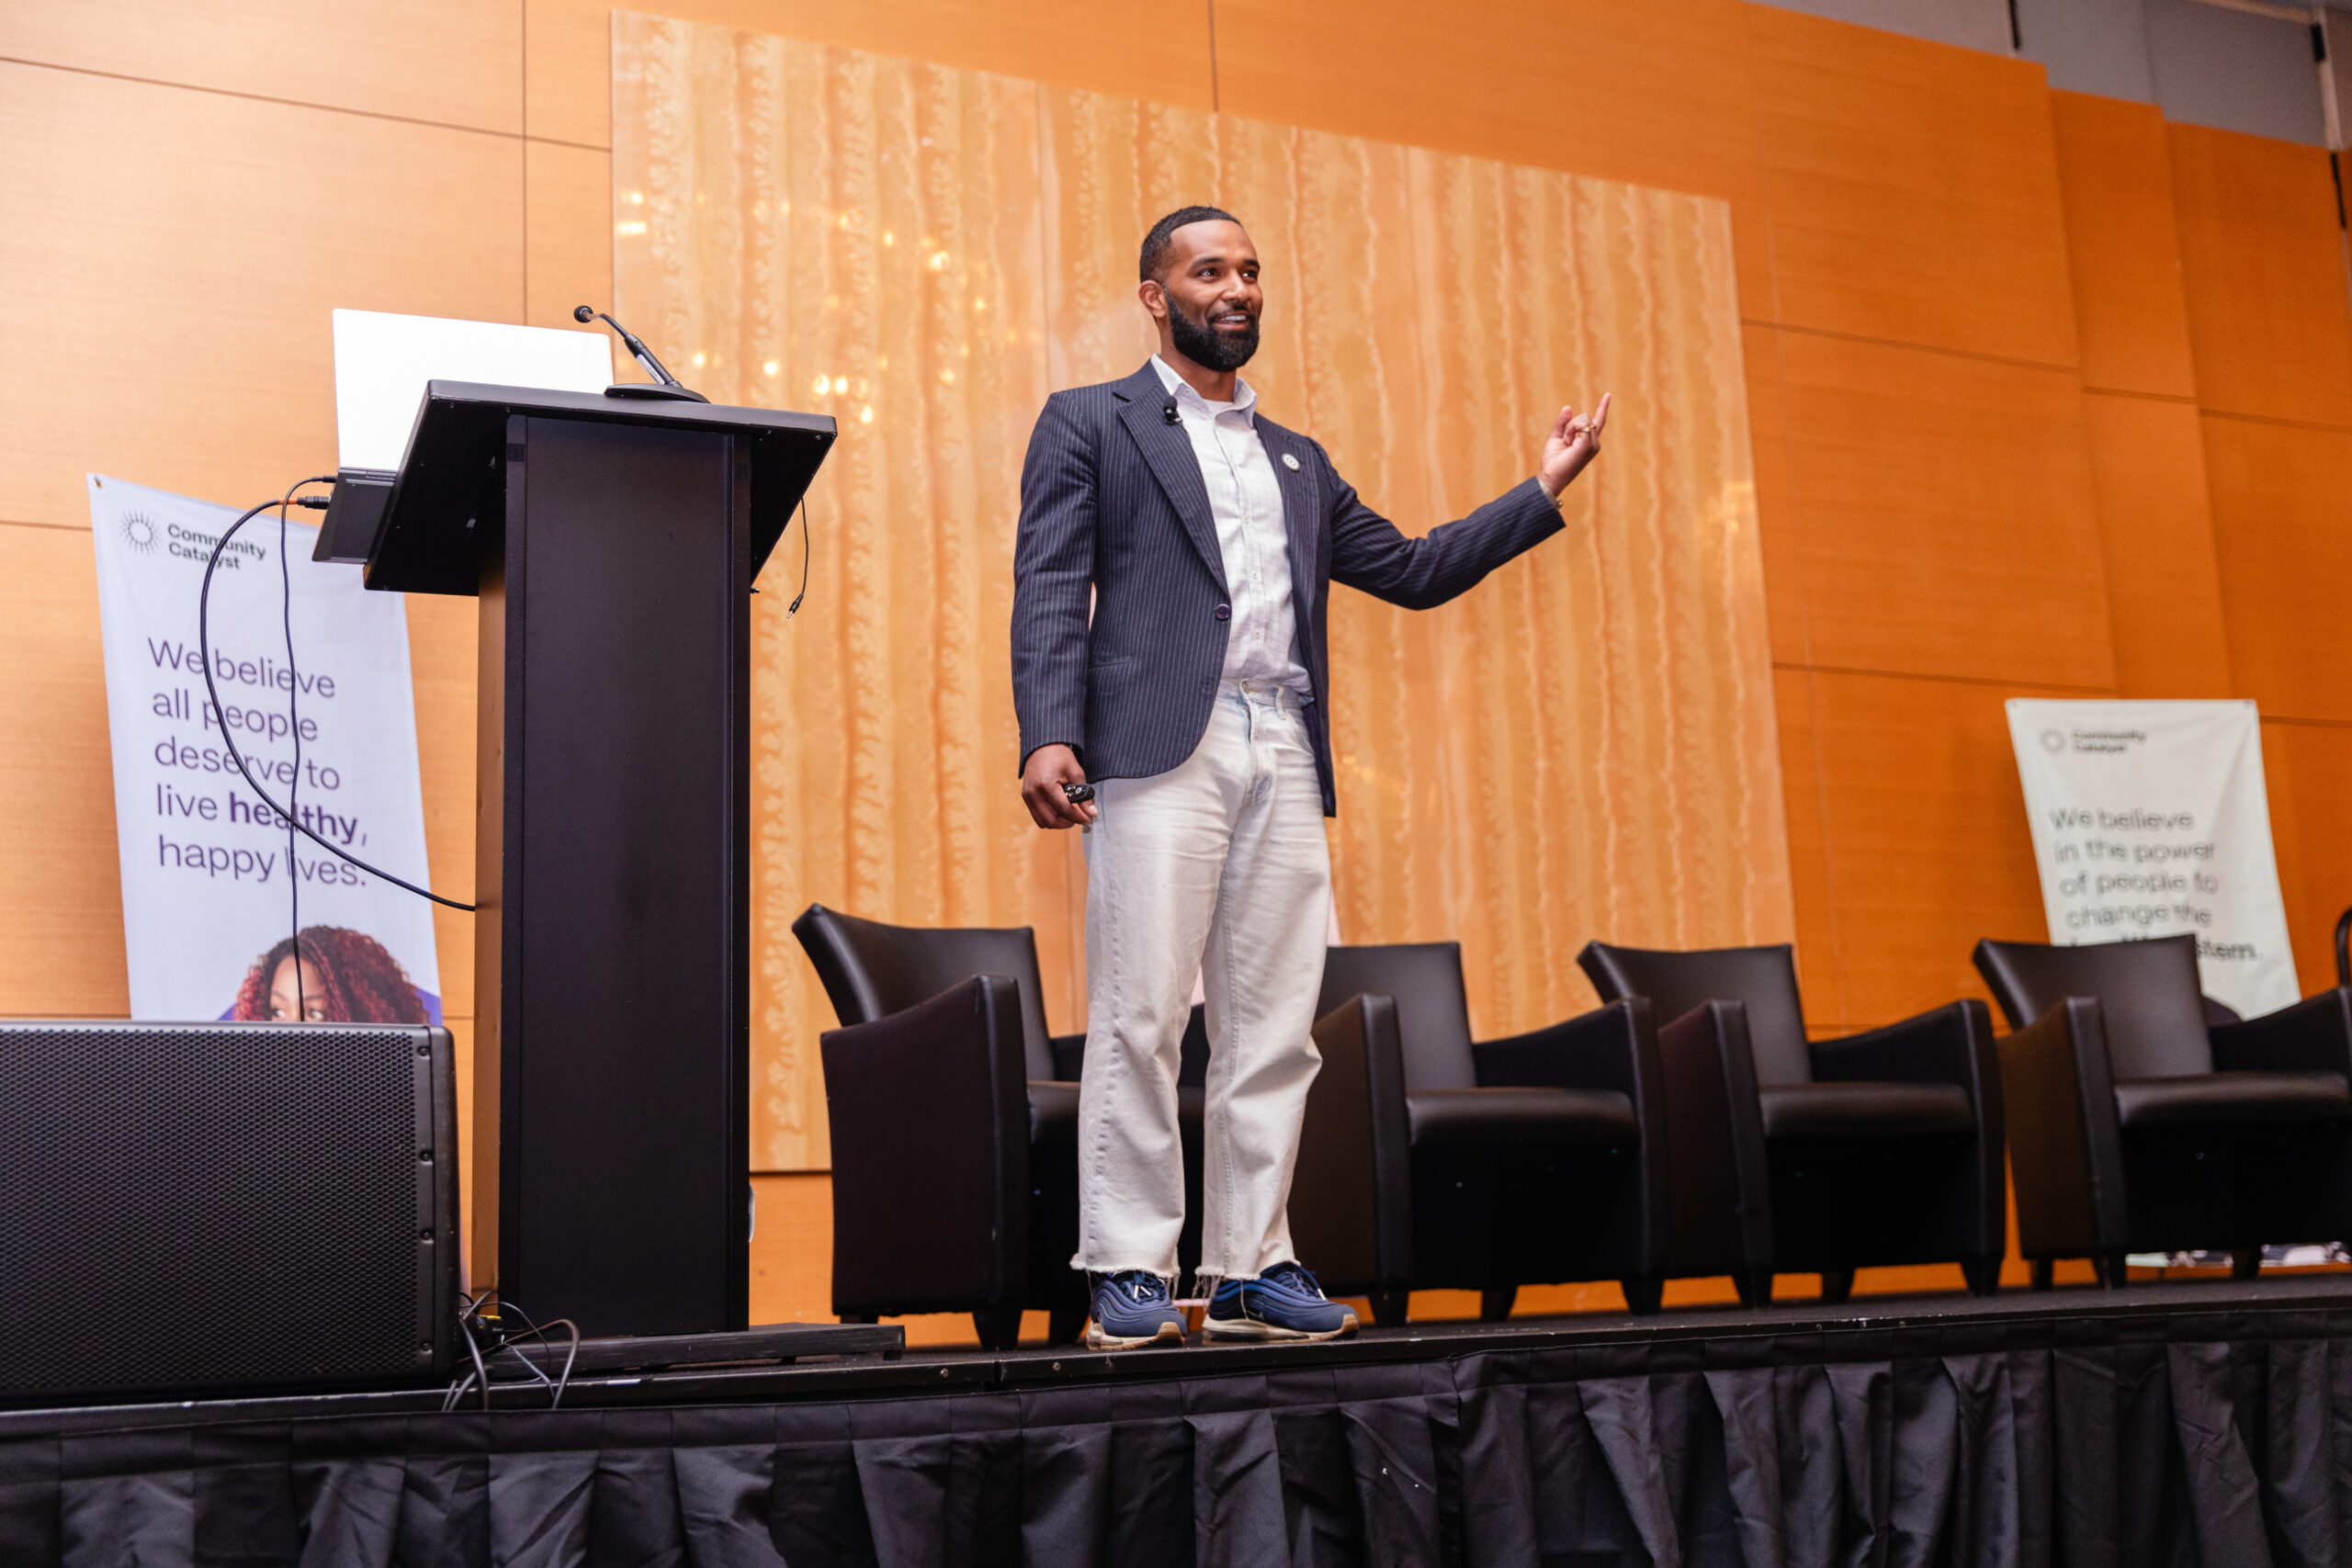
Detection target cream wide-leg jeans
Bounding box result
[1074,679,1333,1289]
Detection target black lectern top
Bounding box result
[357,381,835,595]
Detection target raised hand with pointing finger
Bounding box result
[1536,392,1611,500]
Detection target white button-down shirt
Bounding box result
[1149,355,1311,691]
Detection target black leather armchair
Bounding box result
[793,903,1209,1348]
[1291,942,1711,1323]
[1578,942,2007,1303]
[1973,932,2352,1285]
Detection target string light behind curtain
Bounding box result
[615,13,1792,1170]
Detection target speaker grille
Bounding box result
[0,1021,442,1401]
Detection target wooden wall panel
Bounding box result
[1211,0,1777,318]
[0,0,522,134]
[527,0,1216,150]
[1804,670,2059,1028]
[407,593,477,1021]
[1746,6,2078,366]
[0,525,129,1016]
[2169,123,2352,427]
[527,142,617,333]
[0,62,525,532]
[2047,86,2231,706]
[1772,669,1850,1033]
[1743,322,1811,667]
[1766,326,2114,689]
[2201,414,2352,724]
[2079,394,2233,698]
[2047,92,2199,400]
[748,1171,833,1325]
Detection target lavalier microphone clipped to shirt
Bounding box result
[1163,398,1182,425]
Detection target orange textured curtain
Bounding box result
[615,13,1792,1171]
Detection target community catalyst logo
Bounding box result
[2052,728,2146,755]
[150,516,266,570]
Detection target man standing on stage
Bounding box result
[1012,206,1610,1348]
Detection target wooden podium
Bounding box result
[358,381,833,1336]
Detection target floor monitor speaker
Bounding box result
[0,1021,458,1404]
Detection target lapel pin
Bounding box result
[1281,452,1300,471]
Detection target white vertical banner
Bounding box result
[2006,698,2298,1020]
[89,474,442,1024]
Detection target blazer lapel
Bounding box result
[1114,365,1227,593]
[1255,418,1323,621]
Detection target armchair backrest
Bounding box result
[1972,933,2212,1078]
[1316,942,1476,1090]
[792,904,1057,1081]
[1577,942,1814,1085]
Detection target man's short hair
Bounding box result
[1139,205,1241,283]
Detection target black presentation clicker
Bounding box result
[350,381,833,1337]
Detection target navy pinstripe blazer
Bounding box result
[1011,362,1566,815]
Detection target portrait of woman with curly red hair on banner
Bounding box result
[229,927,431,1025]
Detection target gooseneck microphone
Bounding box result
[573,305,710,403]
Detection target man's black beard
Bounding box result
[1166,293,1260,373]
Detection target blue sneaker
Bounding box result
[1203,1261,1360,1342]
[1085,1270,1187,1349]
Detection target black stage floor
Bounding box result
[4,1274,2349,1434]
[8,1277,2352,1564]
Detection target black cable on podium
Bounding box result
[196,479,478,915]
[198,460,819,933]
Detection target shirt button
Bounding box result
[1214,604,1231,621]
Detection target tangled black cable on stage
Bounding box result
[5,1286,2350,1565]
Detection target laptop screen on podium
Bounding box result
[332,310,614,476]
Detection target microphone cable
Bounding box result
[785,494,810,617]
[197,479,478,913]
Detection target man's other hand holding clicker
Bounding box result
[1022,743,1097,828]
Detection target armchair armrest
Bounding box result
[1810,999,2005,1263]
[1654,1000,1772,1278]
[1291,994,1413,1297]
[1473,1002,1650,1100]
[1474,999,1668,1276]
[820,975,1031,1316]
[2211,987,2352,1078]
[1998,998,2125,1259]
[1811,1000,1988,1089]
[1048,1030,1087,1082]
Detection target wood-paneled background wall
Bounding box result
[6,1,2349,1333]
